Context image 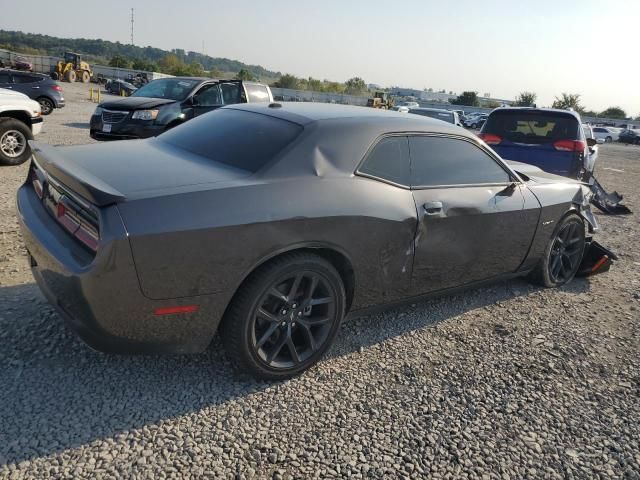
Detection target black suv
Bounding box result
[90,77,273,140]
[0,69,65,115]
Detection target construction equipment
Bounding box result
[51,52,92,83]
[367,91,394,110]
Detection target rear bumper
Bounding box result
[16,180,226,354]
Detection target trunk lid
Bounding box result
[29,139,250,205]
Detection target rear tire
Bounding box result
[81,71,90,83]
[528,214,585,287]
[0,118,32,166]
[64,70,76,82]
[37,97,54,115]
[220,252,346,380]
[605,136,612,143]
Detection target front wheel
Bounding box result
[529,214,585,287]
[605,136,612,143]
[220,252,345,380]
[0,118,32,166]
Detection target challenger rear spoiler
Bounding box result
[29,141,126,207]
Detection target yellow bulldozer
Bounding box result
[367,91,394,110]
[52,52,92,83]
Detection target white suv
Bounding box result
[0,88,42,165]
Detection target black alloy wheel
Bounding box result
[220,252,345,380]
[548,222,584,284]
[529,214,585,287]
[251,271,336,369]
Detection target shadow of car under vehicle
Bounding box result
[62,122,91,129]
[0,277,592,466]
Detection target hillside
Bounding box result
[0,29,281,80]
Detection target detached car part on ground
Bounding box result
[0,88,42,165]
[480,107,631,215]
[18,103,615,380]
[90,77,273,140]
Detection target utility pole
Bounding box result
[130,8,134,45]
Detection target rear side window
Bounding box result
[483,111,580,144]
[245,84,270,103]
[359,136,410,186]
[220,83,241,104]
[14,75,42,84]
[159,109,302,173]
[409,136,510,187]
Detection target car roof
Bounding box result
[225,102,470,136]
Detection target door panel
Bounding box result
[411,185,534,294]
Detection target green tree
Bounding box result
[236,68,255,81]
[599,106,626,119]
[344,77,367,95]
[209,68,224,78]
[273,74,300,89]
[131,58,158,72]
[109,54,131,68]
[322,81,345,93]
[187,62,205,76]
[306,77,323,92]
[551,93,584,113]
[158,54,182,74]
[450,91,479,107]
[514,91,537,107]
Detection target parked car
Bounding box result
[479,108,598,179]
[0,69,65,115]
[408,107,462,127]
[619,129,640,145]
[464,113,488,129]
[592,126,619,143]
[13,56,33,71]
[390,105,410,113]
[582,124,604,145]
[90,77,273,140]
[105,79,137,97]
[0,88,42,165]
[19,103,599,379]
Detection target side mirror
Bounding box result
[586,137,597,147]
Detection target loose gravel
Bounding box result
[0,82,638,479]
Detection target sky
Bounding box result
[3,0,639,115]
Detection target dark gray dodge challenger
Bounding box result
[17,103,603,379]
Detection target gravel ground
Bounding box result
[0,82,639,479]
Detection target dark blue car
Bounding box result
[0,69,65,115]
[479,108,596,180]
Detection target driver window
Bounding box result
[193,84,222,106]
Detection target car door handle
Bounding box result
[423,201,443,215]
[32,86,40,89]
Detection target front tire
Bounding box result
[220,252,346,380]
[605,136,612,143]
[0,118,32,166]
[529,214,585,287]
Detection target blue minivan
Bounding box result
[479,108,597,180]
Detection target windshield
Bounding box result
[132,78,200,101]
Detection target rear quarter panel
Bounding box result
[117,176,418,310]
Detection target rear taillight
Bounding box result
[51,85,63,91]
[30,169,43,199]
[478,133,502,145]
[45,182,101,252]
[553,140,585,152]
